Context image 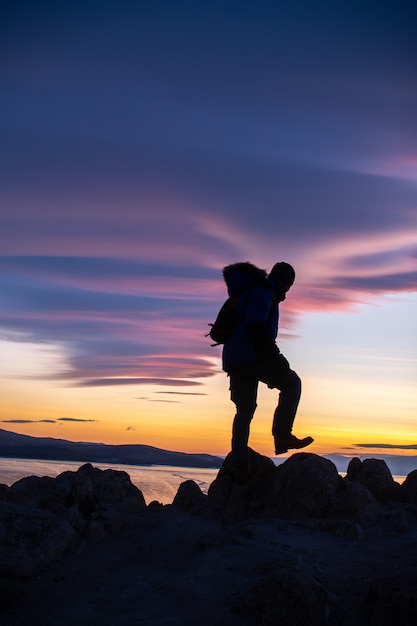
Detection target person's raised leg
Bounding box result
[271,370,313,454]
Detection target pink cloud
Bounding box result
[76,377,205,387]
[354,154,417,182]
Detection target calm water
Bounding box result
[0,457,219,505]
[0,457,406,505]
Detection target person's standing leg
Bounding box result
[229,371,258,473]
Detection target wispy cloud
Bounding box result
[1,243,415,390]
[1,419,56,424]
[155,391,207,396]
[354,443,417,450]
[0,0,415,395]
[1,417,98,424]
[57,417,98,423]
[76,378,204,387]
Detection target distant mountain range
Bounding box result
[0,428,223,469]
[323,452,417,478]
[1,428,415,477]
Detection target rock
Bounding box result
[346,457,401,503]
[359,573,417,626]
[266,453,340,520]
[5,463,146,538]
[0,483,10,501]
[205,452,388,524]
[0,501,80,577]
[403,469,417,506]
[148,500,164,509]
[1,453,417,626]
[207,448,276,519]
[216,447,276,480]
[53,463,146,510]
[320,518,364,540]
[389,502,417,532]
[0,464,148,578]
[234,556,329,626]
[172,480,207,512]
[8,463,146,536]
[8,474,55,507]
[346,456,361,480]
[329,479,381,526]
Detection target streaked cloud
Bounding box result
[0,237,415,389]
[57,417,98,423]
[1,419,56,424]
[0,0,415,416]
[354,443,417,451]
[75,378,204,387]
[155,392,207,396]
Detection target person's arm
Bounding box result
[244,287,278,358]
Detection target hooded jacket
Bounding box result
[221,262,284,372]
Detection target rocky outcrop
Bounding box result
[173,450,417,534]
[235,559,417,626]
[403,469,417,505]
[234,555,330,626]
[172,479,207,512]
[1,453,416,579]
[205,448,276,518]
[0,502,79,577]
[0,463,146,576]
[346,457,402,503]
[0,453,416,626]
[265,453,340,519]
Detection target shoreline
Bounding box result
[0,454,407,486]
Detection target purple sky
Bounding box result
[1,1,416,452]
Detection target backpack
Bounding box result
[206,262,268,346]
[206,295,239,346]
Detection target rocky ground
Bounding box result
[1,452,417,626]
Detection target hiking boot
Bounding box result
[274,434,314,455]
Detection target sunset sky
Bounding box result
[1,1,416,466]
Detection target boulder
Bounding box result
[0,483,10,501]
[234,556,329,626]
[359,573,417,626]
[266,453,340,520]
[203,452,389,527]
[329,479,381,526]
[402,469,417,506]
[172,480,207,512]
[242,568,417,626]
[346,458,401,503]
[7,474,55,507]
[0,463,148,577]
[0,501,80,577]
[8,463,146,535]
[207,448,276,519]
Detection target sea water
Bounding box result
[0,457,219,505]
[0,457,406,505]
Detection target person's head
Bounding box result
[268,262,295,294]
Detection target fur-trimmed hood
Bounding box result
[222,262,267,297]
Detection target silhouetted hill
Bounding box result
[0,428,222,468]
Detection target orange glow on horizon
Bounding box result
[2,372,416,461]
[1,292,416,461]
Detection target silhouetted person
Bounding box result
[222,261,313,483]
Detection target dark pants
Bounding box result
[228,355,301,467]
